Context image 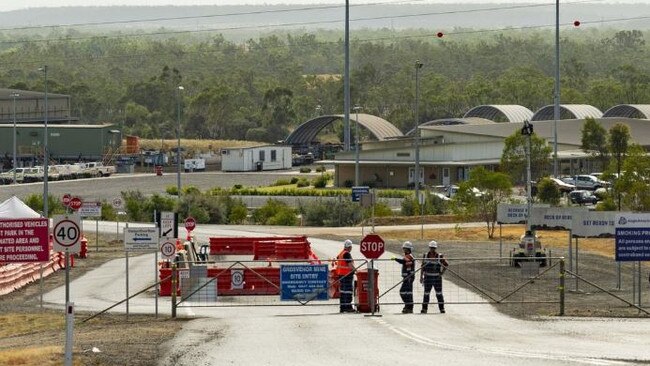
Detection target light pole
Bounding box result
[414,60,424,203]
[10,92,19,185]
[343,0,350,151]
[176,86,184,200]
[39,66,49,218]
[553,0,560,177]
[353,105,362,186]
[521,120,534,231]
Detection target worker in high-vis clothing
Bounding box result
[393,241,416,313]
[420,240,448,314]
[337,239,355,313]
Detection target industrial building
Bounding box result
[221,145,292,172]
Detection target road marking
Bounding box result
[371,318,629,365]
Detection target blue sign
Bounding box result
[351,186,370,202]
[280,264,329,301]
[615,214,650,262]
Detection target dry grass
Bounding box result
[379,224,615,258]
[0,346,64,366]
[0,313,64,338]
[137,139,264,155]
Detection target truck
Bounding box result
[77,162,116,177]
[184,158,206,172]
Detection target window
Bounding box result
[271,150,277,162]
[259,150,265,161]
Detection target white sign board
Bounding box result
[530,207,588,231]
[124,227,159,251]
[160,211,175,238]
[53,215,82,253]
[231,269,244,290]
[497,203,550,224]
[571,211,616,238]
[79,201,102,218]
[159,238,176,259]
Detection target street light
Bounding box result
[553,0,560,177]
[176,86,184,200]
[521,120,534,231]
[39,65,49,218]
[353,105,362,186]
[10,92,19,185]
[343,0,350,151]
[414,60,424,202]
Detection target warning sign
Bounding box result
[0,218,49,262]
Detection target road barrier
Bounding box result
[209,236,309,256]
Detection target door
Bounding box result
[442,167,450,186]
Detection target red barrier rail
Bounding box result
[209,236,308,255]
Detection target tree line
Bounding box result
[0,28,647,143]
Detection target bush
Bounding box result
[252,199,296,225]
[23,194,65,217]
[101,202,117,221]
[290,177,299,184]
[273,178,291,186]
[300,199,361,226]
[296,178,310,188]
[122,191,149,222]
[165,186,178,196]
[315,165,327,173]
[312,175,328,188]
[183,185,201,195]
[228,204,248,224]
[365,202,393,217]
[537,177,560,205]
[233,184,243,189]
[299,167,311,173]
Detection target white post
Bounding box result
[64,302,74,366]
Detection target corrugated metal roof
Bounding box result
[0,88,69,100]
[463,105,534,123]
[531,104,603,121]
[284,113,403,144]
[603,104,650,119]
[406,117,494,135]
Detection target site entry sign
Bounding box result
[280,264,329,301]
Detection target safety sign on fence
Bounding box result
[280,264,329,301]
[0,218,49,262]
[615,213,650,261]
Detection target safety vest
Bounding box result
[336,250,353,276]
[401,253,415,277]
[422,252,443,276]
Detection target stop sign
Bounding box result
[69,197,83,211]
[360,234,385,259]
[62,194,72,207]
[185,217,196,232]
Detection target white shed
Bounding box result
[221,145,292,172]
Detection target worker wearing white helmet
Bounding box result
[420,240,448,314]
[392,241,416,313]
[337,239,355,313]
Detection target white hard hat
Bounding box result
[402,241,413,250]
[344,239,353,248]
[428,240,438,249]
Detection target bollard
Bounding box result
[171,263,177,318]
[559,259,565,316]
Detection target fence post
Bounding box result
[171,263,177,318]
[559,259,565,316]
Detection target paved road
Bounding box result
[43,224,650,366]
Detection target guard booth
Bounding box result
[355,269,379,313]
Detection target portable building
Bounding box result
[221,145,292,172]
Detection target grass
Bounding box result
[257,184,300,192]
[0,346,64,366]
[0,313,64,338]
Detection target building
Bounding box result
[0,88,75,124]
[221,145,292,172]
[328,104,650,188]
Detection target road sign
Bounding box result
[185,217,196,232]
[111,197,123,209]
[360,234,385,259]
[79,201,102,217]
[69,197,83,211]
[351,186,370,202]
[160,211,176,238]
[62,194,72,207]
[53,215,82,253]
[280,264,329,301]
[124,227,158,251]
[159,239,176,259]
[0,218,49,262]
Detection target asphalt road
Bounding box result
[43,224,650,366]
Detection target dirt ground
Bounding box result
[1,224,649,366]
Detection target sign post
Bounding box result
[112,197,123,241]
[360,234,385,316]
[53,214,82,304]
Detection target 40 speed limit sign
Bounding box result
[53,215,82,253]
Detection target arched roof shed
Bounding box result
[531,104,603,121]
[603,104,650,119]
[284,114,403,145]
[463,105,534,123]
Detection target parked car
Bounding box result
[23,166,44,183]
[561,175,607,190]
[0,168,27,184]
[532,177,575,196]
[569,190,599,205]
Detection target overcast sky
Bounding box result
[2,0,650,12]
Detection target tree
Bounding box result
[451,167,512,239]
[500,130,552,183]
[609,123,631,209]
[614,144,650,211]
[581,117,608,169]
[536,177,560,206]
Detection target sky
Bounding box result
[2,0,650,12]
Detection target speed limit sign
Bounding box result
[53,215,82,253]
[159,239,176,259]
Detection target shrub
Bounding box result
[183,185,201,195]
[166,185,178,196]
[537,177,560,206]
[300,199,361,226]
[228,204,248,224]
[122,191,148,222]
[233,184,243,189]
[299,167,311,173]
[273,178,291,186]
[315,165,327,173]
[101,202,117,221]
[365,202,393,217]
[23,194,65,217]
[290,177,299,184]
[296,178,310,188]
[252,199,296,225]
[312,175,328,188]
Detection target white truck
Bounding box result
[78,162,117,177]
[184,158,206,172]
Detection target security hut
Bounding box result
[221,145,292,172]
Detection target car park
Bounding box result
[569,190,599,205]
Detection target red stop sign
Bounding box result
[360,234,385,259]
[185,217,196,232]
[62,194,72,207]
[69,197,83,211]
